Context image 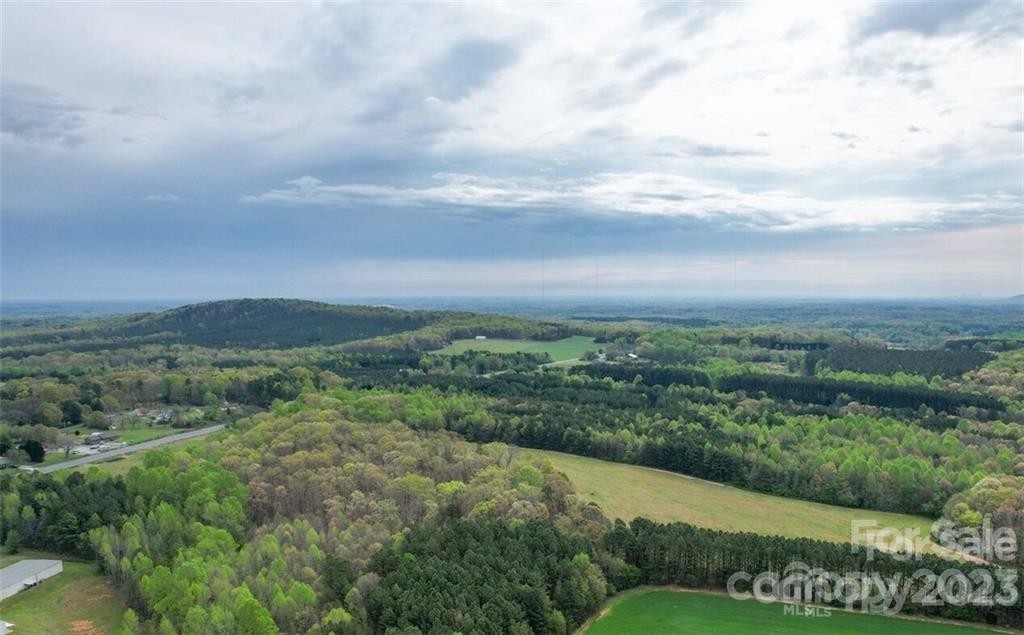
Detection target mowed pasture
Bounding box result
[535,450,944,553]
[437,335,598,363]
[584,590,1000,634]
[0,550,125,634]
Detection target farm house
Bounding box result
[0,559,63,601]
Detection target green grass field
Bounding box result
[0,550,125,634]
[53,423,178,445]
[437,336,598,362]
[535,450,947,554]
[110,425,179,444]
[585,590,998,634]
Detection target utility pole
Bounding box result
[541,246,545,302]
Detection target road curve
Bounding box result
[39,424,227,473]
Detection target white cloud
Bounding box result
[144,193,180,203]
[242,172,1020,232]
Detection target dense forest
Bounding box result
[2,392,616,633]
[808,345,996,378]
[716,372,1003,413]
[4,386,1022,632]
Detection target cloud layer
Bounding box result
[1,1,1021,298]
[243,172,1020,232]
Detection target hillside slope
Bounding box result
[1,298,439,350]
[1,298,589,354]
[535,450,946,553]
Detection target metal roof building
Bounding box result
[0,559,63,601]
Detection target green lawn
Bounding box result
[59,423,178,445]
[0,550,125,634]
[110,425,178,444]
[585,590,999,634]
[437,336,598,362]
[535,450,949,555]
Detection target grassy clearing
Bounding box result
[110,425,179,444]
[535,450,944,553]
[71,450,150,477]
[437,336,598,362]
[0,550,125,635]
[56,423,178,445]
[584,589,999,634]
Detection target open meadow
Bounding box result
[584,590,1002,634]
[436,335,598,362]
[535,450,942,552]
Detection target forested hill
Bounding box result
[1,298,586,354]
[1,299,440,350]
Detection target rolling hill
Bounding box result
[0,298,587,354]
[1,298,440,350]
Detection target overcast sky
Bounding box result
[2,1,1022,300]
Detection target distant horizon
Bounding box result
[2,293,1021,307]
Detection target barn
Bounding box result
[0,559,63,601]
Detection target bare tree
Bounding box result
[58,432,76,458]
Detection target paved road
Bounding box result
[39,424,227,473]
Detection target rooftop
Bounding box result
[0,559,62,583]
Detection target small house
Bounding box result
[87,432,119,445]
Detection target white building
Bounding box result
[0,559,63,601]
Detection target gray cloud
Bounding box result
[644,1,734,38]
[1,81,89,147]
[348,36,519,135]
[636,60,688,90]
[300,4,377,80]
[577,59,688,111]
[219,83,265,108]
[831,132,861,142]
[857,1,987,39]
[428,38,518,101]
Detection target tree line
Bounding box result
[605,518,1022,629]
[808,346,995,378]
[718,373,1003,413]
